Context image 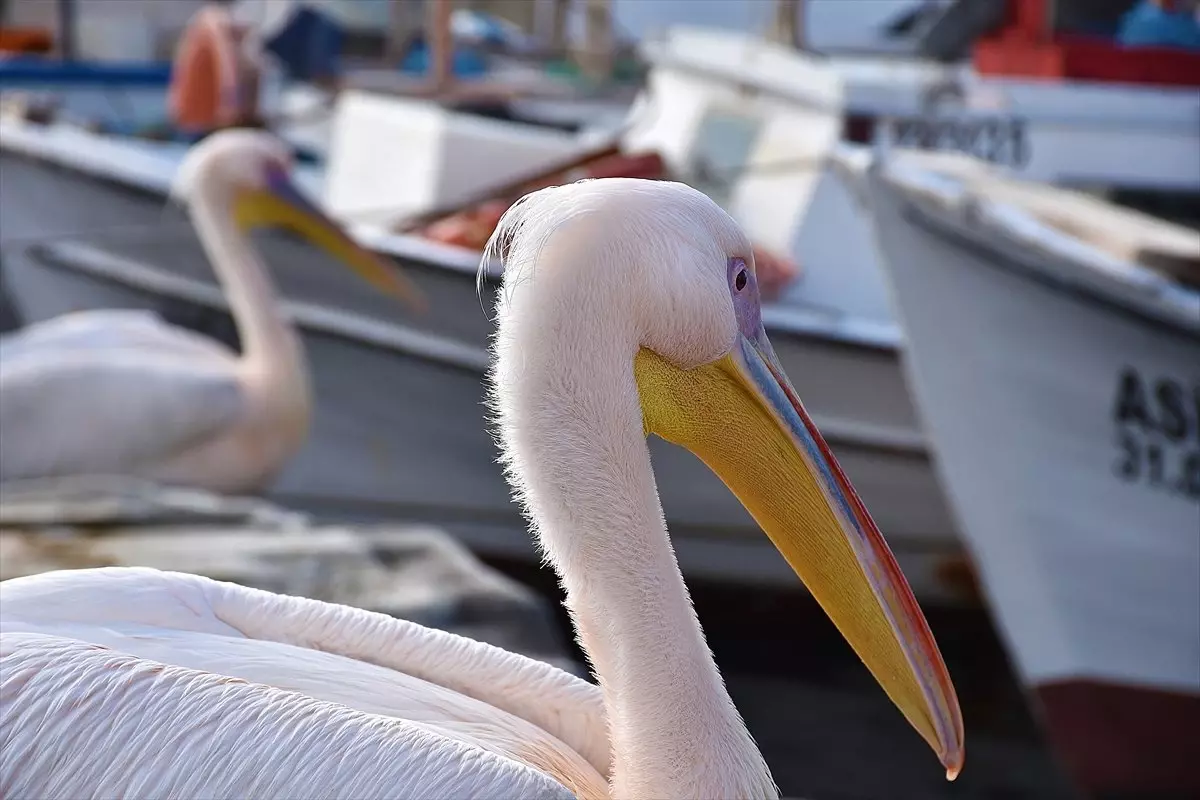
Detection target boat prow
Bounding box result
[861,148,1200,798]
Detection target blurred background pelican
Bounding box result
[0,128,423,491]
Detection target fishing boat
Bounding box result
[0,116,972,602]
[0,2,976,598]
[6,3,1197,599]
[859,147,1200,799]
[812,0,1200,200]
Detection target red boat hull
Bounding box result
[1036,679,1200,798]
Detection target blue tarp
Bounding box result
[1117,1,1200,50]
[398,40,488,78]
[0,60,172,86]
[261,3,495,81]
[263,5,343,82]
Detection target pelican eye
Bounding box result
[734,268,748,292]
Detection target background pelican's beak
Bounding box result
[233,165,427,313]
[634,331,965,779]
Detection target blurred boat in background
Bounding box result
[804,0,1200,203]
[0,121,968,601]
[0,13,968,599]
[2,1,1197,603]
[862,149,1200,799]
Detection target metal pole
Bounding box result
[426,0,453,94]
[547,0,571,55]
[57,0,76,60]
[580,0,613,83]
[770,0,806,50]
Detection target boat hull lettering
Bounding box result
[886,116,1030,169]
[1113,367,1200,501]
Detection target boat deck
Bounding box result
[877,149,1200,334]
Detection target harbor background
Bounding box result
[2,1,1197,798]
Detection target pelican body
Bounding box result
[0,129,421,492]
[0,178,963,799]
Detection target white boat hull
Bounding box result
[866,158,1200,797]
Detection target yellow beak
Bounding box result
[232,166,427,313]
[635,331,965,779]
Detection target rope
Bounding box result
[690,153,830,191]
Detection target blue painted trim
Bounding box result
[0,60,173,86]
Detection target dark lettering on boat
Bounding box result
[1185,452,1200,498]
[887,115,1030,169]
[1155,380,1188,442]
[1194,384,1200,446]
[1115,431,1139,480]
[1113,367,1152,430]
[1111,367,1200,500]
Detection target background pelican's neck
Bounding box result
[494,273,776,799]
[187,178,306,394]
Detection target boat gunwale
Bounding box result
[641,27,1200,131]
[0,119,906,353]
[637,45,845,115]
[872,158,1200,341]
[24,239,491,374]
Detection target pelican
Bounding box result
[0,178,963,799]
[0,129,422,492]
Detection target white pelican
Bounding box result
[0,128,422,492]
[0,178,964,799]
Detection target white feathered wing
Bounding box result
[0,567,610,800]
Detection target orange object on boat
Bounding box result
[0,27,53,54]
[421,152,668,252]
[423,200,512,251]
[419,148,801,298]
[749,244,801,302]
[168,5,260,132]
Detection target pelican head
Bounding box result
[488,178,964,783]
[172,128,424,310]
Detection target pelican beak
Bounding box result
[233,164,427,313]
[634,330,965,779]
